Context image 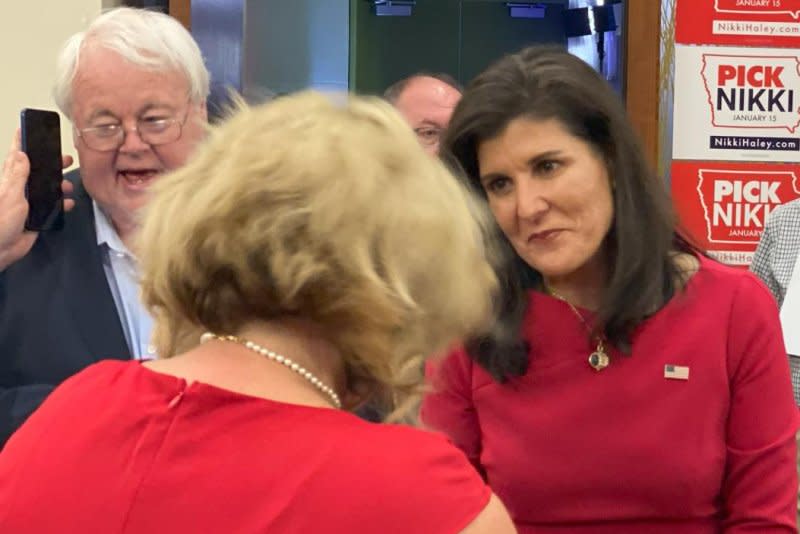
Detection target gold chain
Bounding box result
[543,286,610,371]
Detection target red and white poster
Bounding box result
[671,0,800,267]
[676,0,800,47]
[672,44,800,162]
[671,161,800,265]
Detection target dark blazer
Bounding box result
[0,171,129,445]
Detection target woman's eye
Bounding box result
[536,160,560,174]
[486,177,510,194]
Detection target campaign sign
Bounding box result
[673,44,800,162]
[671,161,800,265]
[676,0,800,47]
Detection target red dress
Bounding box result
[422,256,798,533]
[0,360,490,533]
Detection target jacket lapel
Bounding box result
[61,174,131,361]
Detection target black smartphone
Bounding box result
[20,108,64,231]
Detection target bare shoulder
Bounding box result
[140,358,173,373]
[459,494,517,534]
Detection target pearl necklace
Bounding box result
[200,332,342,409]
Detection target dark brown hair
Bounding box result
[442,45,697,381]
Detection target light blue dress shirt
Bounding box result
[93,202,155,360]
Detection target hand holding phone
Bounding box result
[0,117,73,271]
[20,108,64,232]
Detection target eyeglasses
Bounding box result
[413,126,444,148]
[75,108,192,152]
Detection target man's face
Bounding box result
[393,76,461,155]
[70,45,207,232]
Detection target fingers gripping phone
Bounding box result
[20,108,64,231]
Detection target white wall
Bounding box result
[0,1,121,166]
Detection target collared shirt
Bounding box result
[751,198,800,405]
[93,202,155,360]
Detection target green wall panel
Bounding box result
[460,1,567,83]
[350,0,462,95]
[350,0,569,95]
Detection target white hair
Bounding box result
[53,7,210,118]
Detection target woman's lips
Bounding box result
[528,229,563,243]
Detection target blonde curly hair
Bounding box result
[137,91,497,420]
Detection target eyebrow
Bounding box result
[86,110,117,123]
[86,102,177,123]
[416,120,444,129]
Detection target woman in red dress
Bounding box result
[421,45,798,533]
[0,91,515,534]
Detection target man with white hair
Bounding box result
[0,7,209,444]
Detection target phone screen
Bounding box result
[21,109,64,231]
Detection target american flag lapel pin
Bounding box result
[664,364,689,380]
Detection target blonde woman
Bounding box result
[0,92,515,534]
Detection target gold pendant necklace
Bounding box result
[545,286,610,372]
[588,339,610,372]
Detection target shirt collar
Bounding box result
[93,201,133,257]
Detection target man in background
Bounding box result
[0,7,209,445]
[384,73,462,156]
[751,197,800,407]
[750,196,800,530]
